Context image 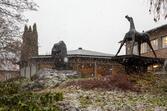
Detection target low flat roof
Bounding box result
[32,48,114,59]
[146,24,167,33]
[67,48,113,57]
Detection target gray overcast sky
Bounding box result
[26,0,166,55]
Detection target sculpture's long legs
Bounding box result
[147,40,157,58]
[115,38,126,56]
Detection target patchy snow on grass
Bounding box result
[60,88,167,111]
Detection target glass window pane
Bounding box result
[151,39,158,50]
[162,36,167,48]
[141,43,147,53]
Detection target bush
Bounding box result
[79,96,92,108]
[0,92,63,111]
[0,78,63,111]
[64,74,139,92]
[0,81,20,96]
[128,73,167,94]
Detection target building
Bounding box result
[141,24,167,58]
[20,24,114,78]
[67,47,113,78]
[25,48,114,78]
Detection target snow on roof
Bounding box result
[67,48,114,57]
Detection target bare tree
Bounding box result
[0,0,38,70]
[149,0,167,21]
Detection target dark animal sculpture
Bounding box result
[115,15,157,57]
[51,41,68,70]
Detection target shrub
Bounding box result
[64,74,139,92]
[0,77,30,96]
[0,78,63,111]
[79,96,92,108]
[128,73,167,94]
[0,81,20,96]
[0,92,63,111]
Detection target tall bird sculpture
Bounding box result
[115,15,157,57]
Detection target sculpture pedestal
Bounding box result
[112,55,165,74]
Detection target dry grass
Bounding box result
[63,74,140,92]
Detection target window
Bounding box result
[162,36,167,48]
[141,43,147,53]
[151,39,158,50]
